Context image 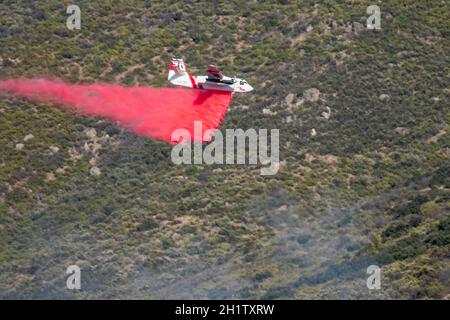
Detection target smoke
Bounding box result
[0,78,233,143]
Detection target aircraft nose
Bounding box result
[245,84,254,92]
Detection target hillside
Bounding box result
[0,1,449,299]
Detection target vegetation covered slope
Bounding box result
[0,0,449,299]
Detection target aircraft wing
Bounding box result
[207,65,223,80]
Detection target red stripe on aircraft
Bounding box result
[189,75,197,88]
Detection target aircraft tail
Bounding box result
[168,58,195,88]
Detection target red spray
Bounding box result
[0,78,233,143]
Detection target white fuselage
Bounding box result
[194,76,254,93]
[168,58,253,93]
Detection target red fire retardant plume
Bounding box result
[0,78,233,143]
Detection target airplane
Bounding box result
[168,58,253,93]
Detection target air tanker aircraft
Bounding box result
[168,58,253,93]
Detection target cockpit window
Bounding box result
[240,80,245,85]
